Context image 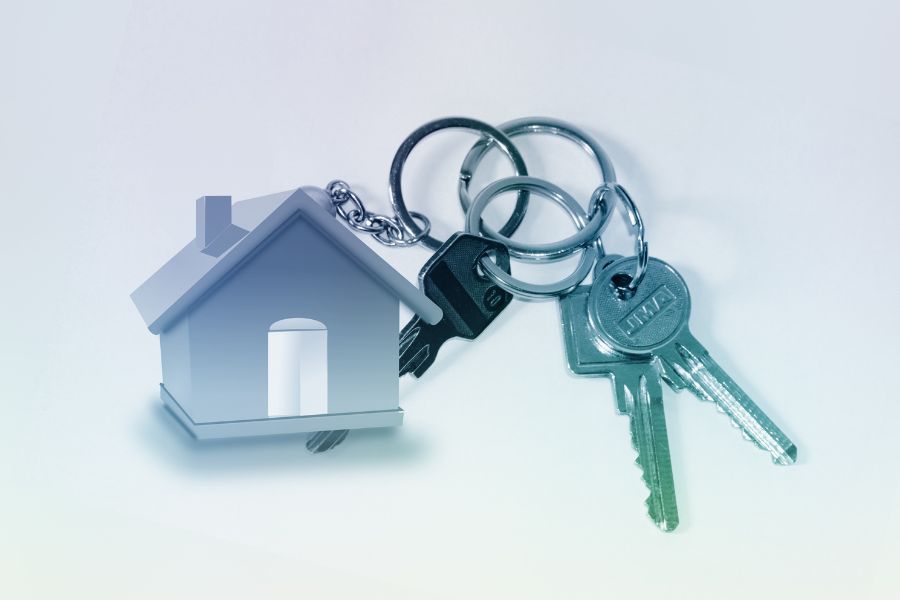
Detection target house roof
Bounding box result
[131,187,443,334]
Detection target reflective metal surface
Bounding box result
[466,176,613,262]
[590,256,797,466]
[388,117,530,251]
[593,184,649,297]
[459,116,618,210]
[459,117,618,259]
[465,176,599,298]
[327,179,431,247]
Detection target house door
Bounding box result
[267,318,328,417]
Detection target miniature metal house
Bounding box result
[131,187,441,439]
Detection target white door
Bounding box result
[267,318,328,417]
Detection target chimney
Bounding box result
[196,196,232,249]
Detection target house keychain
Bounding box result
[129,116,632,449]
[131,117,543,451]
[131,116,796,531]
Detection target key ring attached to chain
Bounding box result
[328,115,648,299]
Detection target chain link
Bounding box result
[326,180,431,247]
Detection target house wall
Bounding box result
[173,215,399,423]
[159,316,191,405]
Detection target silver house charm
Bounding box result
[131,187,441,441]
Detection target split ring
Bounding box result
[459,117,617,258]
[466,176,613,262]
[465,176,599,299]
[592,183,649,296]
[389,117,529,251]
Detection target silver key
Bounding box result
[560,283,679,532]
[588,256,797,465]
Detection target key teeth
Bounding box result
[645,496,679,532]
[713,404,778,455]
[624,393,652,518]
[713,397,797,464]
[398,326,420,357]
[672,356,773,457]
[623,383,679,532]
[399,346,430,379]
[629,444,679,532]
[666,342,798,466]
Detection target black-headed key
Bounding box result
[399,233,512,378]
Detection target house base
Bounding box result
[160,384,403,440]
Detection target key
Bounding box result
[588,255,797,465]
[306,429,349,453]
[399,232,513,378]
[560,281,679,531]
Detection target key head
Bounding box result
[560,284,644,375]
[588,256,692,355]
[418,232,512,339]
[400,232,513,378]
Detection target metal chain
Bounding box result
[326,180,431,247]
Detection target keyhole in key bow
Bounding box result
[610,272,636,300]
[474,249,499,280]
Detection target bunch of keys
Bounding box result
[328,116,797,531]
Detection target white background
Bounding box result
[2,1,899,598]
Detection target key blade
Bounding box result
[400,345,432,378]
[399,318,451,378]
[659,331,797,466]
[306,429,349,453]
[560,277,679,531]
[399,320,421,357]
[398,317,428,377]
[616,367,679,532]
[400,233,513,379]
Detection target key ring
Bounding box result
[389,117,530,251]
[465,176,600,299]
[592,183,648,297]
[461,173,613,262]
[459,117,617,259]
